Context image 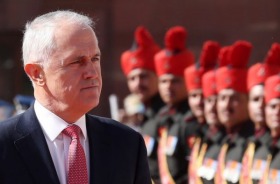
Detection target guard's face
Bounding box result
[217,89,249,128]
[158,74,187,105]
[188,89,204,119]
[204,95,220,125]
[42,24,102,116]
[127,68,158,103]
[265,98,280,130]
[248,85,265,126]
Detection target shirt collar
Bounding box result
[34,100,87,142]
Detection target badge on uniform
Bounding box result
[268,169,280,184]
[143,135,155,156]
[250,159,267,180]
[165,136,178,156]
[198,158,218,181]
[223,160,242,183]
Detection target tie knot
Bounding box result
[63,125,81,140]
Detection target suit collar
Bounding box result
[13,105,60,184]
[13,107,116,184]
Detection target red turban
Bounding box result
[247,43,280,90]
[216,40,252,93]
[265,74,280,103]
[154,26,194,77]
[184,40,220,92]
[120,26,160,76]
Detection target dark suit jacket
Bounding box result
[0,106,151,184]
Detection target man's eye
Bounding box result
[91,57,100,62]
[218,96,225,101]
[71,59,83,65]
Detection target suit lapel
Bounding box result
[86,115,113,184]
[14,106,60,184]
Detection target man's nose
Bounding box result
[134,77,142,86]
[258,97,265,108]
[209,101,216,112]
[275,105,280,116]
[83,60,98,79]
[165,81,172,90]
[223,97,231,110]
[198,95,203,106]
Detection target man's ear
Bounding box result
[24,63,45,86]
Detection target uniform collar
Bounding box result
[144,93,165,118]
[254,126,269,138]
[205,125,226,144]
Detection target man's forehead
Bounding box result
[218,89,240,96]
[159,74,179,80]
[205,95,217,101]
[189,89,202,95]
[267,98,280,106]
[127,68,154,77]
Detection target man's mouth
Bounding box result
[82,83,99,90]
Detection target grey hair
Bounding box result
[22,10,95,67]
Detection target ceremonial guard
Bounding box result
[184,40,221,184]
[120,26,165,182]
[258,74,280,184]
[197,64,227,184]
[240,43,280,184]
[154,26,198,184]
[215,41,255,184]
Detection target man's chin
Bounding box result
[82,96,100,109]
[269,122,280,129]
[220,117,231,125]
[194,111,204,118]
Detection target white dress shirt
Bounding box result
[34,101,90,184]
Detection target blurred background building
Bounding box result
[0,0,279,117]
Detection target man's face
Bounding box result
[158,74,187,105]
[248,85,265,126]
[127,68,158,103]
[265,98,280,131]
[217,89,249,128]
[188,89,204,120]
[204,95,220,125]
[41,23,102,118]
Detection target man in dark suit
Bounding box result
[0,10,151,184]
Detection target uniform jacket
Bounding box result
[157,99,199,184]
[0,105,151,184]
[141,93,165,182]
[247,129,271,184]
[200,125,226,184]
[266,137,280,183]
[220,120,255,184]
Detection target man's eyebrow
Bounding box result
[73,52,101,60]
[94,52,101,57]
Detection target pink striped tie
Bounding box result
[63,125,88,184]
